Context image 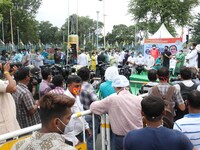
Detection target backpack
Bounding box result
[174,82,198,120]
[178,82,198,101]
[151,86,175,129]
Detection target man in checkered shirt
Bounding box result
[12,67,41,128]
[148,67,185,118]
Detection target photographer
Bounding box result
[0,62,20,135]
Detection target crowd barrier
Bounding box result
[0,110,111,150]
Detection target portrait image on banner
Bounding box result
[143,38,183,58]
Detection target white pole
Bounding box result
[106,114,111,150]
[67,0,70,64]
[96,11,100,51]
[92,113,96,150]
[101,115,106,150]
[103,0,106,49]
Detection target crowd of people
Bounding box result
[0,44,200,150]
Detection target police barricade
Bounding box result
[0,110,111,150]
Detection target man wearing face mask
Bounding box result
[65,75,91,143]
[144,53,155,71]
[90,75,143,150]
[21,49,30,66]
[162,46,172,69]
[135,52,145,74]
[12,93,76,150]
[185,43,198,68]
[127,51,136,74]
[33,49,44,68]
[150,44,160,61]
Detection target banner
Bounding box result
[143,38,183,57]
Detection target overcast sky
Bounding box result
[36,0,133,33]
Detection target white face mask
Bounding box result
[58,118,74,134]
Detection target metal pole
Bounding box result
[67,0,70,64]
[2,17,4,42]
[96,11,100,51]
[103,0,106,49]
[17,26,19,44]
[10,9,14,45]
[76,0,78,35]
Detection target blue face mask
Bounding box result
[132,54,134,57]
[22,52,26,55]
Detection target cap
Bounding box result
[112,75,129,87]
[104,66,119,82]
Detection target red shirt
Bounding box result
[150,48,160,60]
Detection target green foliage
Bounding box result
[38,21,59,44]
[191,13,200,43]
[128,0,199,34]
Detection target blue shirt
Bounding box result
[174,113,200,149]
[99,81,115,99]
[124,127,193,150]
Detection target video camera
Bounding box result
[118,65,131,79]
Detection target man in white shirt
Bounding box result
[65,75,91,143]
[135,52,145,74]
[127,51,136,74]
[77,50,88,67]
[144,53,155,71]
[185,44,198,68]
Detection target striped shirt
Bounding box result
[173,113,200,150]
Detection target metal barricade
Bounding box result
[0,110,111,150]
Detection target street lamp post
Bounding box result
[96,11,100,50]
[1,17,4,42]
[17,26,19,44]
[10,9,14,45]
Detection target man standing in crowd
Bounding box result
[173,67,200,120]
[124,95,195,150]
[90,75,143,150]
[77,50,88,67]
[65,75,91,143]
[21,49,30,66]
[39,68,52,98]
[148,67,185,127]
[77,67,100,150]
[174,90,200,150]
[54,48,61,64]
[185,43,198,68]
[162,46,172,69]
[12,67,41,128]
[0,62,20,135]
[12,93,76,150]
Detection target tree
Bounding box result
[106,24,136,47]
[128,0,199,33]
[38,21,59,44]
[191,13,200,43]
[0,0,42,44]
